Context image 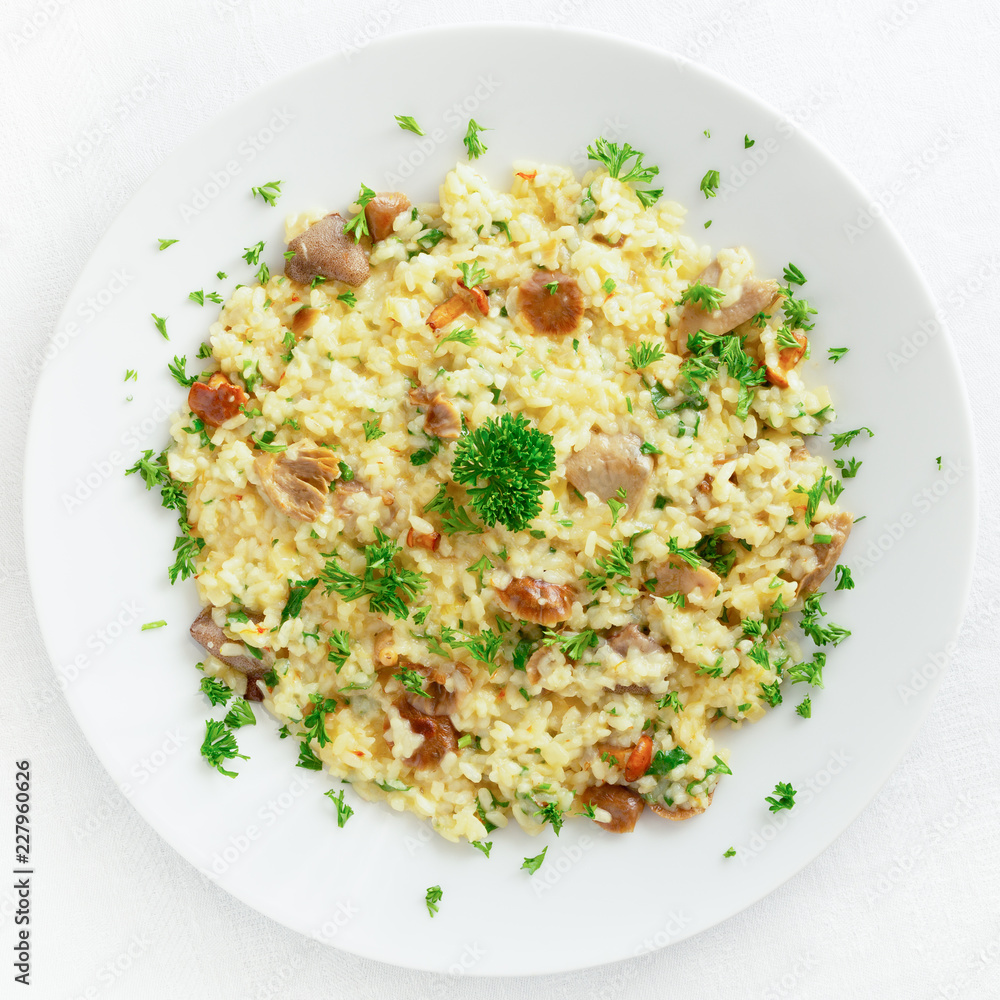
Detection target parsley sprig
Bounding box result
[586,137,662,206]
[321,528,426,620]
[344,184,376,241]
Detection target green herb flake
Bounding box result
[425,884,443,917]
[395,114,424,135]
[521,846,548,874]
[250,180,283,206]
[324,787,354,827]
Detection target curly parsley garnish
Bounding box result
[450,413,555,532]
[463,119,490,160]
[324,788,354,827]
[201,719,248,777]
[627,340,666,371]
[765,781,797,812]
[425,884,443,917]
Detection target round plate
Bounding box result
[24,24,976,975]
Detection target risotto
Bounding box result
[157,151,853,842]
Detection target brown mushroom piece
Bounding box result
[797,512,853,595]
[495,577,574,626]
[604,624,664,694]
[650,559,721,599]
[364,192,410,242]
[394,697,459,770]
[409,387,462,440]
[649,790,713,821]
[190,607,273,678]
[565,432,653,512]
[284,213,370,287]
[392,661,472,717]
[188,372,248,428]
[766,331,809,388]
[290,306,321,340]
[255,440,340,522]
[675,258,781,338]
[517,269,585,336]
[579,784,645,833]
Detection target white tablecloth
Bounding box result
[3,1,998,997]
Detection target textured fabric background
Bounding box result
[2,1,998,997]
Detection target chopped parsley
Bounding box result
[200,719,248,777]
[458,260,489,288]
[451,413,555,532]
[324,787,354,827]
[250,180,283,206]
[834,565,855,591]
[796,697,812,718]
[157,238,178,250]
[782,263,807,286]
[337,291,357,308]
[151,313,169,340]
[280,578,319,623]
[759,680,782,707]
[223,698,256,729]
[656,691,683,713]
[800,592,851,647]
[327,630,350,670]
[699,169,720,198]
[242,241,265,265]
[831,426,874,451]
[463,119,490,160]
[787,651,826,688]
[140,620,166,631]
[343,183,377,242]
[425,884,443,917]
[435,326,478,352]
[586,137,662,205]
[607,486,628,527]
[675,282,725,312]
[542,628,599,660]
[321,528,426,620]
[648,745,692,774]
[724,846,736,858]
[472,840,492,858]
[744,135,755,148]
[394,666,431,699]
[765,781,797,812]
[296,740,323,770]
[168,534,205,584]
[394,114,424,135]
[521,847,547,874]
[828,347,849,363]
[836,457,862,478]
[627,340,666,370]
[167,355,197,387]
[200,677,232,706]
[363,417,385,441]
[581,539,634,593]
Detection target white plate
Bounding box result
[24,24,976,975]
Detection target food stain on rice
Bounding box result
[163,156,853,843]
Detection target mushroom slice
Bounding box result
[597,734,654,782]
[578,784,645,833]
[495,577,575,626]
[254,440,340,522]
[797,512,853,595]
[426,294,468,331]
[391,661,472,717]
[649,790,713,821]
[406,526,441,552]
[675,258,781,338]
[766,331,808,388]
[284,213,370,287]
[605,624,663,658]
[290,306,321,340]
[457,279,489,316]
[650,558,721,599]
[364,192,410,242]
[190,607,273,677]
[565,432,653,511]
[188,373,248,428]
[410,387,462,440]
[394,697,459,770]
[517,269,585,335]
